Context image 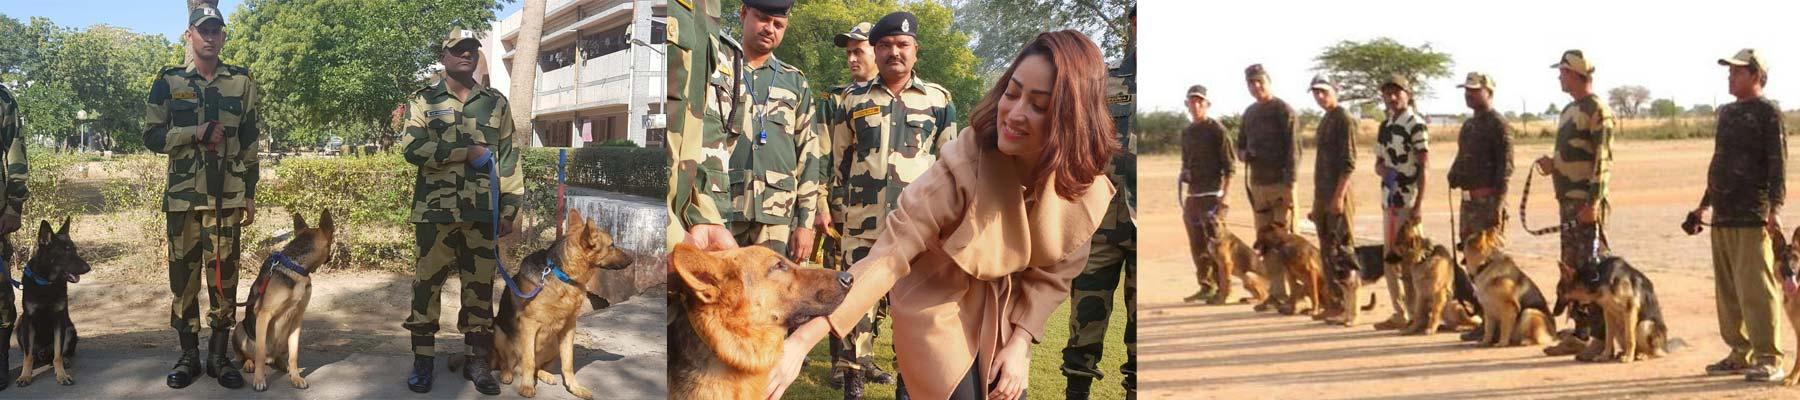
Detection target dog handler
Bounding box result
[765,30,1119,400]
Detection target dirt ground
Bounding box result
[1140,138,1800,399]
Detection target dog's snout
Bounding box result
[837,271,853,288]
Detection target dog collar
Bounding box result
[20,266,52,286]
[271,252,310,277]
[546,255,574,284]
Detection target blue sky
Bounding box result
[1,0,523,40]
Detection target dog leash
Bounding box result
[200,120,244,307]
[1519,162,1562,236]
[484,153,571,300]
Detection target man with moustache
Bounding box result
[1237,63,1299,313]
[1447,71,1514,341]
[818,20,897,394]
[1372,73,1430,331]
[727,0,821,259]
[1537,50,1616,361]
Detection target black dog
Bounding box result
[13,218,89,387]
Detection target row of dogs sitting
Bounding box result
[1201,221,1685,363]
[7,209,633,399]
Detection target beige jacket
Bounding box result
[826,129,1114,399]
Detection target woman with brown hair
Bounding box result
[764,30,1121,400]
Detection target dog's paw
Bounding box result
[290,375,308,389]
[536,370,558,386]
[16,373,33,387]
[517,383,537,398]
[56,373,73,386]
[252,375,269,392]
[569,384,594,400]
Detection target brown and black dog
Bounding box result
[1256,222,1324,317]
[1766,227,1800,385]
[1463,229,1555,347]
[12,218,89,388]
[481,209,634,399]
[1557,256,1669,363]
[232,211,335,391]
[1198,229,1268,305]
[1391,232,1454,336]
[668,244,851,399]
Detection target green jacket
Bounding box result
[143,63,262,212]
[400,80,522,224]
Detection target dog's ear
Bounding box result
[671,243,726,304]
[318,210,334,233]
[36,219,52,246]
[58,216,70,236]
[292,212,308,230]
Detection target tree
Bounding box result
[948,0,1133,76]
[1605,85,1651,118]
[720,0,983,126]
[1690,104,1715,116]
[225,0,508,148]
[1312,38,1454,104]
[1545,103,1560,115]
[506,0,544,146]
[1648,98,1680,118]
[1135,109,1185,154]
[8,19,177,152]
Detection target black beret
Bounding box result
[869,12,918,43]
[743,0,792,16]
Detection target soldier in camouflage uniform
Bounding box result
[1063,7,1135,399]
[1537,50,1615,361]
[726,0,821,259]
[832,12,957,398]
[399,29,523,395]
[817,21,897,392]
[145,5,258,390]
[1448,72,1514,342]
[668,0,748,252]
[0,82,29,392]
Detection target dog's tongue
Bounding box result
[66,273,80,283]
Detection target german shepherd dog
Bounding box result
[13,218,89,387]
[487,209,633,399]
[230,211,335,391]
[1463,229,1555,347]
[1391,231,1454,336]
[1198,229,1268,305]
[1256,222,1324,316]
[1765,227,1800,385]
[1324,245,1384,326]
[1557,257,1669,362]
[668,244,851,399]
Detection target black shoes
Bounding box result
[407,355,435,393]
[207,329,244,389]
[464,350,501,395]
[167,332,202,389]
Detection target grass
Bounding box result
[783,283,1132,399]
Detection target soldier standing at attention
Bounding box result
[727,0,821,258]
[1237,63,1299,313]
[668,0,745,252]
[1372,73,1429,331]
[145,5,259,390]
[1691,49,1787,382]
[1180,84,1235,305]
[819,20,896,395]
[1308,74,1360,325]
[1063,6,1136,399]
[1537,50,1615,361]
[0,80,28,392]
[1447,71,1514,341]
[398,29,522,395]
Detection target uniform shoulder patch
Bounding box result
[716,33,742,52]
[918,81,951,98]
[225,64,250,76]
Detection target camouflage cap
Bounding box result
[1718,48,1766,73]
[1551,49,1595,77]
[1456,72,1495,91]
[1308,74,1336,92]
[1380,73,1411,93]
[190,5,225,27]
[442,29,481,50]
[834,22,873,48]
[1187,85,1209,100]
[1245,64,1268,80]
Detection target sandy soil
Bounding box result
[1139,138,1800,399]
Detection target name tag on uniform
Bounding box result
[1108,94,1133,104]
[172,91,198,100]
[851,106,880,120]
[425,109,456,118]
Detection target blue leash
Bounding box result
[484,154,573,300]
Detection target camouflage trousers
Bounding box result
[167,210,244,334]
[403,222,498,357]
[1060,235,1136,392]
[1183,196,1223,291]
[1459,195,1506,242]
[1559,201,1608,342]
[1312,210,1355,280]
[832,236,887,370]
[729,221,790,256]
[1,237,13,330]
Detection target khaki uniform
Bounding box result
[1448,108,1514,240]
[1704,97,1786,367]
[665,0,745,245]
[727,56,819,255]
[398,80,522,356]
[143,64,263,335]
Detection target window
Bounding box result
[578,26,630,60]
[539,45,576,70]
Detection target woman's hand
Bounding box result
[987,327,1033,400]
[764,318,830,400]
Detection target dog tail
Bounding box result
[1360,292,1377,311]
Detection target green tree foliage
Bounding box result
[1691,104,1715,116]
[1,15,177,152]
[224,0,507,148]
[717,0,982,126]
[1136,110,1187,154]
[1606,85,1650,118]
[1312,38,1454,104]
[948,0,1133,75]
[1649,98,1680,118]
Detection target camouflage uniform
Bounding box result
[1554,92,1614,349]
[0,85,27,334]
[725,56,819,255]
[817,78,887,372]
[666,0,745,246]
[398,80,522,357]
[1063,47,1136,396]
[829,75,956,375]
[1448,73,1514,243]
[144,63,263,336]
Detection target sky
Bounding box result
[1140,0,1800,117]
[1,0,523,40]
